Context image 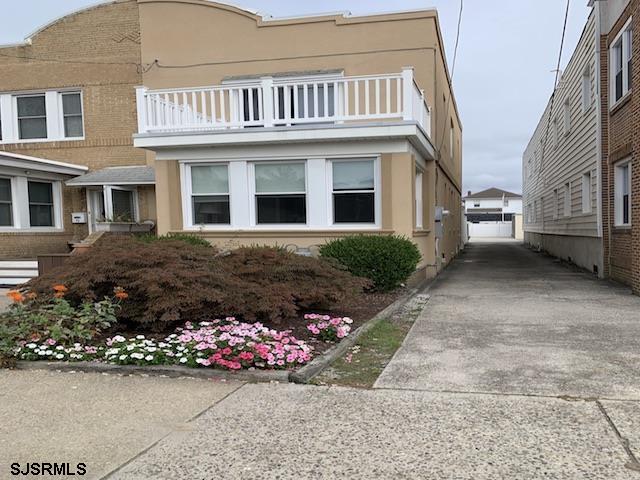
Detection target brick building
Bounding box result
[0,0,155,273]
[598,0,639,293]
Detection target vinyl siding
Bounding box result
[523,13,600,238]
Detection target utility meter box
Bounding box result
[71,212,87,224]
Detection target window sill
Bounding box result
[0,228,65,234]
[0,137,85,145]
[612,225,632,234]
[610,91,632,114]
[179,228,393,237]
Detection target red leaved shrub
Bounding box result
[27,238,367,328]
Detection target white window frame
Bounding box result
[0,175,63,232]
[58,91,85,140]
[610,17,633,107]
[104,186,139,223]
[327,157,381,228]
[553,189,559,220]
[0,89,84,144]
[183,163,231,228]
[563,99,571,136]
[582,64,592,113]
[582,171,592,214]
[415,169,423,229]
[564,182,571,217]
[15,93,48,141]
[0,175,17,228]
[614,158,632,226]
[250,160,308,228]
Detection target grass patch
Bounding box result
[312,317,414,389]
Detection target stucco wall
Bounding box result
[525,231,603,276]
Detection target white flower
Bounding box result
[112,335,126,343]
[145,355,154,361]
[45,350,53,356]
[136,335,145,340]
[26,343,37,349]
[146,347,157,353]
[130,353,144,360]
[56,346,64,351]
[37,351,46,356]
[175,352,183,357]
[119,355,128,361]
[179,357,188,363]
[126,345,135,351]
[55,354,65,360]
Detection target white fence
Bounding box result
[468,222,514,238]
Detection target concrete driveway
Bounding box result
[376,239,640,399]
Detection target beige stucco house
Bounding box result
[134,0,463,280]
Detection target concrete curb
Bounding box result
[15,360,289,383]
[288,279,433,384]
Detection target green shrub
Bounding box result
[136,233,212,248]
[319,235,421,291]
[27,239,367,327]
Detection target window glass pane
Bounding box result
[191,165,228,194]
[333,161,374,191]
[62,93,82,115]
[17,96,46,117]
[112,190,134,220]
[0,204,12,226]
[334,192,375,223]
[256,195,306,224]
[255,164,305,193]
[64,116,84,137]
[0,178,11,202]
[193,195,230,224]
[19,118,47,139]
[29,205,53,227]
[28,181,53,204]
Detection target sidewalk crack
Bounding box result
[596,400,640,473]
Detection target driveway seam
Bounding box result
[372,385,640,403]
[595,400,640,472]
[99,381,246,480]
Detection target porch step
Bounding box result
[0,260,39,287]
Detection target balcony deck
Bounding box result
[135,68,432,149]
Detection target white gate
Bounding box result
[468,222,513,238]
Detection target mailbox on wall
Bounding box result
[71,212,87,224]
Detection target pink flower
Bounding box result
[46,338,56,346]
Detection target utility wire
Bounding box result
[536,0,571,179]
[436,0,463,156]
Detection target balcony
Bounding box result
[134,68,432,152]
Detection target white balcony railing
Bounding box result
[136,67,431,138]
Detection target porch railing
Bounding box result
[136,67,431,137]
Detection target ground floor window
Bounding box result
[0,178,13,226]
[254,163,306,224]
[28,181,54,227]
[331,160,375,224]
[615,159,631,226]
[190,165,230,225]
[0,175,62,230]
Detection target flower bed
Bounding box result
[17,319,313,371]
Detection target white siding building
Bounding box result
[464,188,522,238]
[522,11,603,275]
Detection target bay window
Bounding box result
[0,178,12,226]
[332,159,375,224]
[615,159,631,226]
[17,95,47,140]
[255,163,306,224]
[191,165,230,225]
[27,181,54,227]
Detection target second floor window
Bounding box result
[62,92,84,138]
[17,95,47,140]
[611,19,633,104]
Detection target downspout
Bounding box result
[594,4,605,277]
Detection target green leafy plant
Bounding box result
[319,235,421,291]
[136,233,212,248]
[0,287,123,367]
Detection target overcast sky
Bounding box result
[1,0,592,195]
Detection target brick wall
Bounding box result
[0,0,146,259]
[601,0,640,293]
